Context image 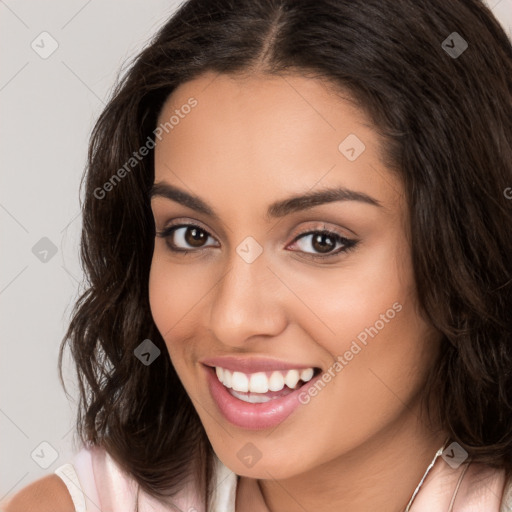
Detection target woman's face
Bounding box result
[149,71,441,479]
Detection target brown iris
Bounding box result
[185,226,208,247]
[310,232,335,254]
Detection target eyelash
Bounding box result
[155,222,359,261]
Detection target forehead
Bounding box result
[156,71,371,150]
[153,71,403,216]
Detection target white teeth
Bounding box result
[223,368,232,389]
[231,371,249,392]
[284,369,300,389]
[214,366,316,393]
[300,368,314,382]
[249,372,268,393]
[268,371,285,392]
[230,389,273,403]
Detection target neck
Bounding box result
[237,402,448,512]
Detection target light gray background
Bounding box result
[1,0,511,501]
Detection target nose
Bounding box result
[207,245,287,347]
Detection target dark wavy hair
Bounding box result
[58,0,512,508]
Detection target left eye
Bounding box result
[289,230,357,258]
[156,224,358,259]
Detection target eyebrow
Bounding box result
[149,181,383,220]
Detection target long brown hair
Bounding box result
[58,0,512,508]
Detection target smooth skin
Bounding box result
[0,474,75,511]
[149,71,448,512]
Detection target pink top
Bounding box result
[54,444,512,511]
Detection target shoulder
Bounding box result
[0,474,75,512]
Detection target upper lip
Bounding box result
[200,356,319,374]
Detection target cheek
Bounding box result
[284,234,416,352]
[287,235,435,408]
[148,254,206,367]
[148,248,214,324]
[317,303,438,457]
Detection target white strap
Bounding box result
[54,463,87,512]
[500,472,512,512]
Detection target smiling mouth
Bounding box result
[207,365,322,403]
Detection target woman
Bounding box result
[3,0,512,510]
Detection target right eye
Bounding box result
[155,223,219,254]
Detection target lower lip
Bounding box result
[203,365,321,430]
